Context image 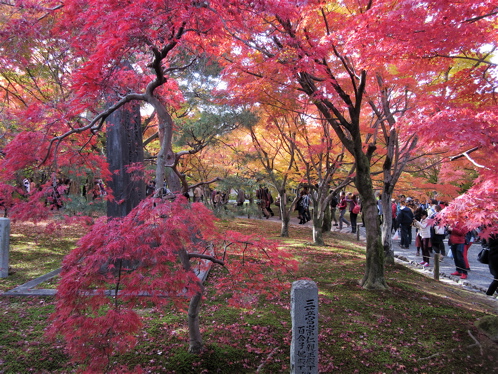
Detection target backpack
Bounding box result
[398,208,413,225]
[295,196,302,211]
[352,203,360,214]
[300,195,309,208]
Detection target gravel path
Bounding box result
[263,214,497,300]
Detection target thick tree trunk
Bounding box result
[381,192,395,265]
[279,192,290,237]
[188,291,204,353]
[312,205,325,246]
[356,154,389,290]
[165,167,182,194]
[322,204,331,232]
[177,248,205,353]
[312,224,324,245]
[106,99,145,218]
[149,96,175,197]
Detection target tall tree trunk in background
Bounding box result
[279,191,291,237]
[354,152,387,290]
[322,204,331,232]
[312,202,325,246]
[106,100,145,218]
[166,167,182,194]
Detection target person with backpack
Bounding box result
[347,193,360,234]
[337,191,350,230]
[448,222,468,279]
[297,189,310,224]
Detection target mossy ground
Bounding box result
[1,218,497,373]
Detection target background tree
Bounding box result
[291,110,355,245]
[215,0,498,289]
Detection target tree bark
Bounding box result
[279,191,291,237]
[149,96,175,197]
[106,100,145,218]
[311,199,325,245]
[322,204,331,232]
[188,291,204,354]
[381,192,395,265]
[178,247,205,353]
[355,153,388,290]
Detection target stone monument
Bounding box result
[291,279,318,374]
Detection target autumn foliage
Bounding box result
[47,196,297,372]
[1,0,498,370]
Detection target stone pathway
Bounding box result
[264,214,497,300]
[3,213,497,302]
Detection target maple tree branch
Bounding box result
[42,92,146,166]
[188,253,225,266]
[37,4,63,21]
[427,54,497,67]
[0,81,27,106]
[449,147,489,169]
[449,146,479,161]
[143,132,159,147]
[464,9,498,23]
[188,177,222,191]
[321,8,330,35]
[209,6,275,59]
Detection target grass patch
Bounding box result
[1,220,90,292]
[1,217,497,373]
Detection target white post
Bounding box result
[0,217,10,278]
[291,280,319,374]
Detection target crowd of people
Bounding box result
[391,195,498,297]
[11,175,498,297]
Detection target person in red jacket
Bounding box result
[448,222,468,279]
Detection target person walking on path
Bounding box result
[397,200,414,249]
[430,205,446,261]
[413,210,432,267]
[297,189,310,224]
[485,234,498,296]
[391,198,398,234]
[338,192,350,230]
[347,193,360,234]
[448,222,469,279]
[463,230,477,272]
[194,186,204,203]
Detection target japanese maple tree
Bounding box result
[0,2,298,371]
[214,0,497,288]
[48,196,297,371]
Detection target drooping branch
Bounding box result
[188,177,222,191]
[41,92,146,166]
[464,9,498,23]
[450,147,489,169]
[187,252,225,266]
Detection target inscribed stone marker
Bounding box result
[0,218,10,278]
[291,279,318,374]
